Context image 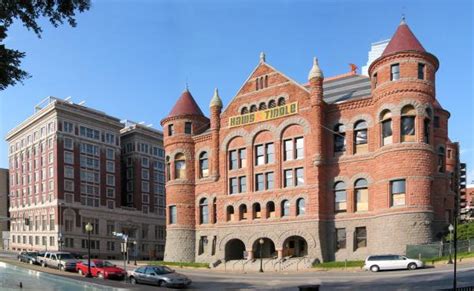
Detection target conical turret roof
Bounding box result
[382,19,426,57]
[167,89,204,118]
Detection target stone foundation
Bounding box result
[164,229,196,262]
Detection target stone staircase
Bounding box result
[212,257,316,272]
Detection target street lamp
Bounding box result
[133,241,137,266]
[259,238,264,273]
[448,224,454,264]
[85,222,93,278]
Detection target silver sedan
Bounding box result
[128,265,192,288]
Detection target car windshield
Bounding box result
[57,254,74,260]
[95,261,114,268]
[155,266,174,274]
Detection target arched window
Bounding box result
[259,102,267,110]
[252,203,261,219]
[278,97,286,106]
[241,107,249,115]
[268,100,276,108]
[266,201,275,218]
[401,105,416,142]
[166,156,171,181]
[296,198,305,216]
[199,152,209,178]
[199,198,209,224]
[380,110,392,146]
[212,198,217,224]
[354,179,368,212]
[174,153,186,179]
[256,79,259,91]
[260,77,264,89]
[334,182,347,213]
[226,205,234,222]
[250,105,258,113]
[239,204,248,220]
[334,124,346,153]
[438,147,445,173]
[265,75,268,88]
[281,200,290,217]
[354,120,368,154]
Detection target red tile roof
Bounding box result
[168,89,204,118]
[382,21,425,56]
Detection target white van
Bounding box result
[363,255,424,272]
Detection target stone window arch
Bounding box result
[239,204,248,220]
[241,107,249,115]
[354,120,368,154]
[252,203,261,219]
[199,152,209,178]
[401,105,416,142]
[380,110,393,146]
[266,201,275,218]
[226,205,235,222]
[278,97,286,106]
[174,153,186,179]
[334,181,347,213]
[250,105,258,113]
[199,198,209,224]
[296,198,305,216]
[259,102,267,110]
[281,200,290,217]
[333,123,346,153]
[354,179,368,212]
[268,99,276,108]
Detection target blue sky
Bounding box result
[1,0,473,182]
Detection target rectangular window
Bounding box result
[229,150,238,170]
[106,161,115,173]
[169,206,177,224]
[239,149,247,168]
[142,181,150,192]
[142,157,149,168]
[142,169,149,180]
[105,133,115,144]
[418,63,425,80]
[295,138,304,159]
[168,124,174,136]
[107,200,115,209]
[390,64,400,81]
[295,168,304,186]
[106,148,115,160]
[266,143,274,163]
[64,166,74,179]
[239,176,247,193]
[284,139,294,161]
[266,172,274,190]
[185,122,192,134]
[106,187,115,198]
[336,228,346,250]
[63,121,74,133]
[284,169,293,188]
[401,116,415,142]
[106,174,115,186]
[79,126,100,140]
[355,227,367,249]
[255,174,264,191]
[64,180,74,191]
[64,138,74,150]
[355,188,369,212]
[255,145,265,166]
[229,177,238,194]
[391,179,406,206]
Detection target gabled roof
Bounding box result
[167,89,204,118]
[382,19,425,56]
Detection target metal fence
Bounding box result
[406,238,474,260]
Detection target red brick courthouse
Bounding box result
[161,20,459,265]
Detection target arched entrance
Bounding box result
[282,236,308,257]
[252,238,276,259]
[225,239,246,260]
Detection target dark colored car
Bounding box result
[76,260,126,280]
[70,253,84,260]
[128,265,191,288]
[17,251,39,265]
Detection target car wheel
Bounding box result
[29,260,34,265]
[78,269,84,276]
[408,263,417,270]
[98,273,104,279]
[370,265,380,272]
[130,277,137,285]
[157,280,164,287]
[41,262,46,268]
[18,257,22,262]
[59,265,65,271]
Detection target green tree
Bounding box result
[0,0,91,91]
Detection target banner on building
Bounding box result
[229,102,298,128]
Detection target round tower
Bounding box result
[368,19,443,251]
[160,88,209,262]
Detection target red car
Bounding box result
[76,260,126,280]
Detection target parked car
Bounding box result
[76,260,126,280]
[17,251,39,265]
[41,252,78,271]
[128,265,192,288]
[364,255,424,272]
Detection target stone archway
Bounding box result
[282,236,308,257]
[225,239,246,260]
[252,238,276,259]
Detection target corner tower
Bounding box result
[161,89,209,262]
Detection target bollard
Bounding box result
[298,285,319,291]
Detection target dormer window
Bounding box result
[390,64,400,81]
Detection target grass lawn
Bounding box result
[313,260,364,269]
[423,251,474,264]
[148,261,210,268]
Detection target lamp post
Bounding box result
[133,241,137,266]
[85,222,93,278]
[259,238,264,273]
[448,224,454,264]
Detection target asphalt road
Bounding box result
[2,251,472,290]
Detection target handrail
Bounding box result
[242,259,252,271]
[232,259,242,271]
[295,256,307,271]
